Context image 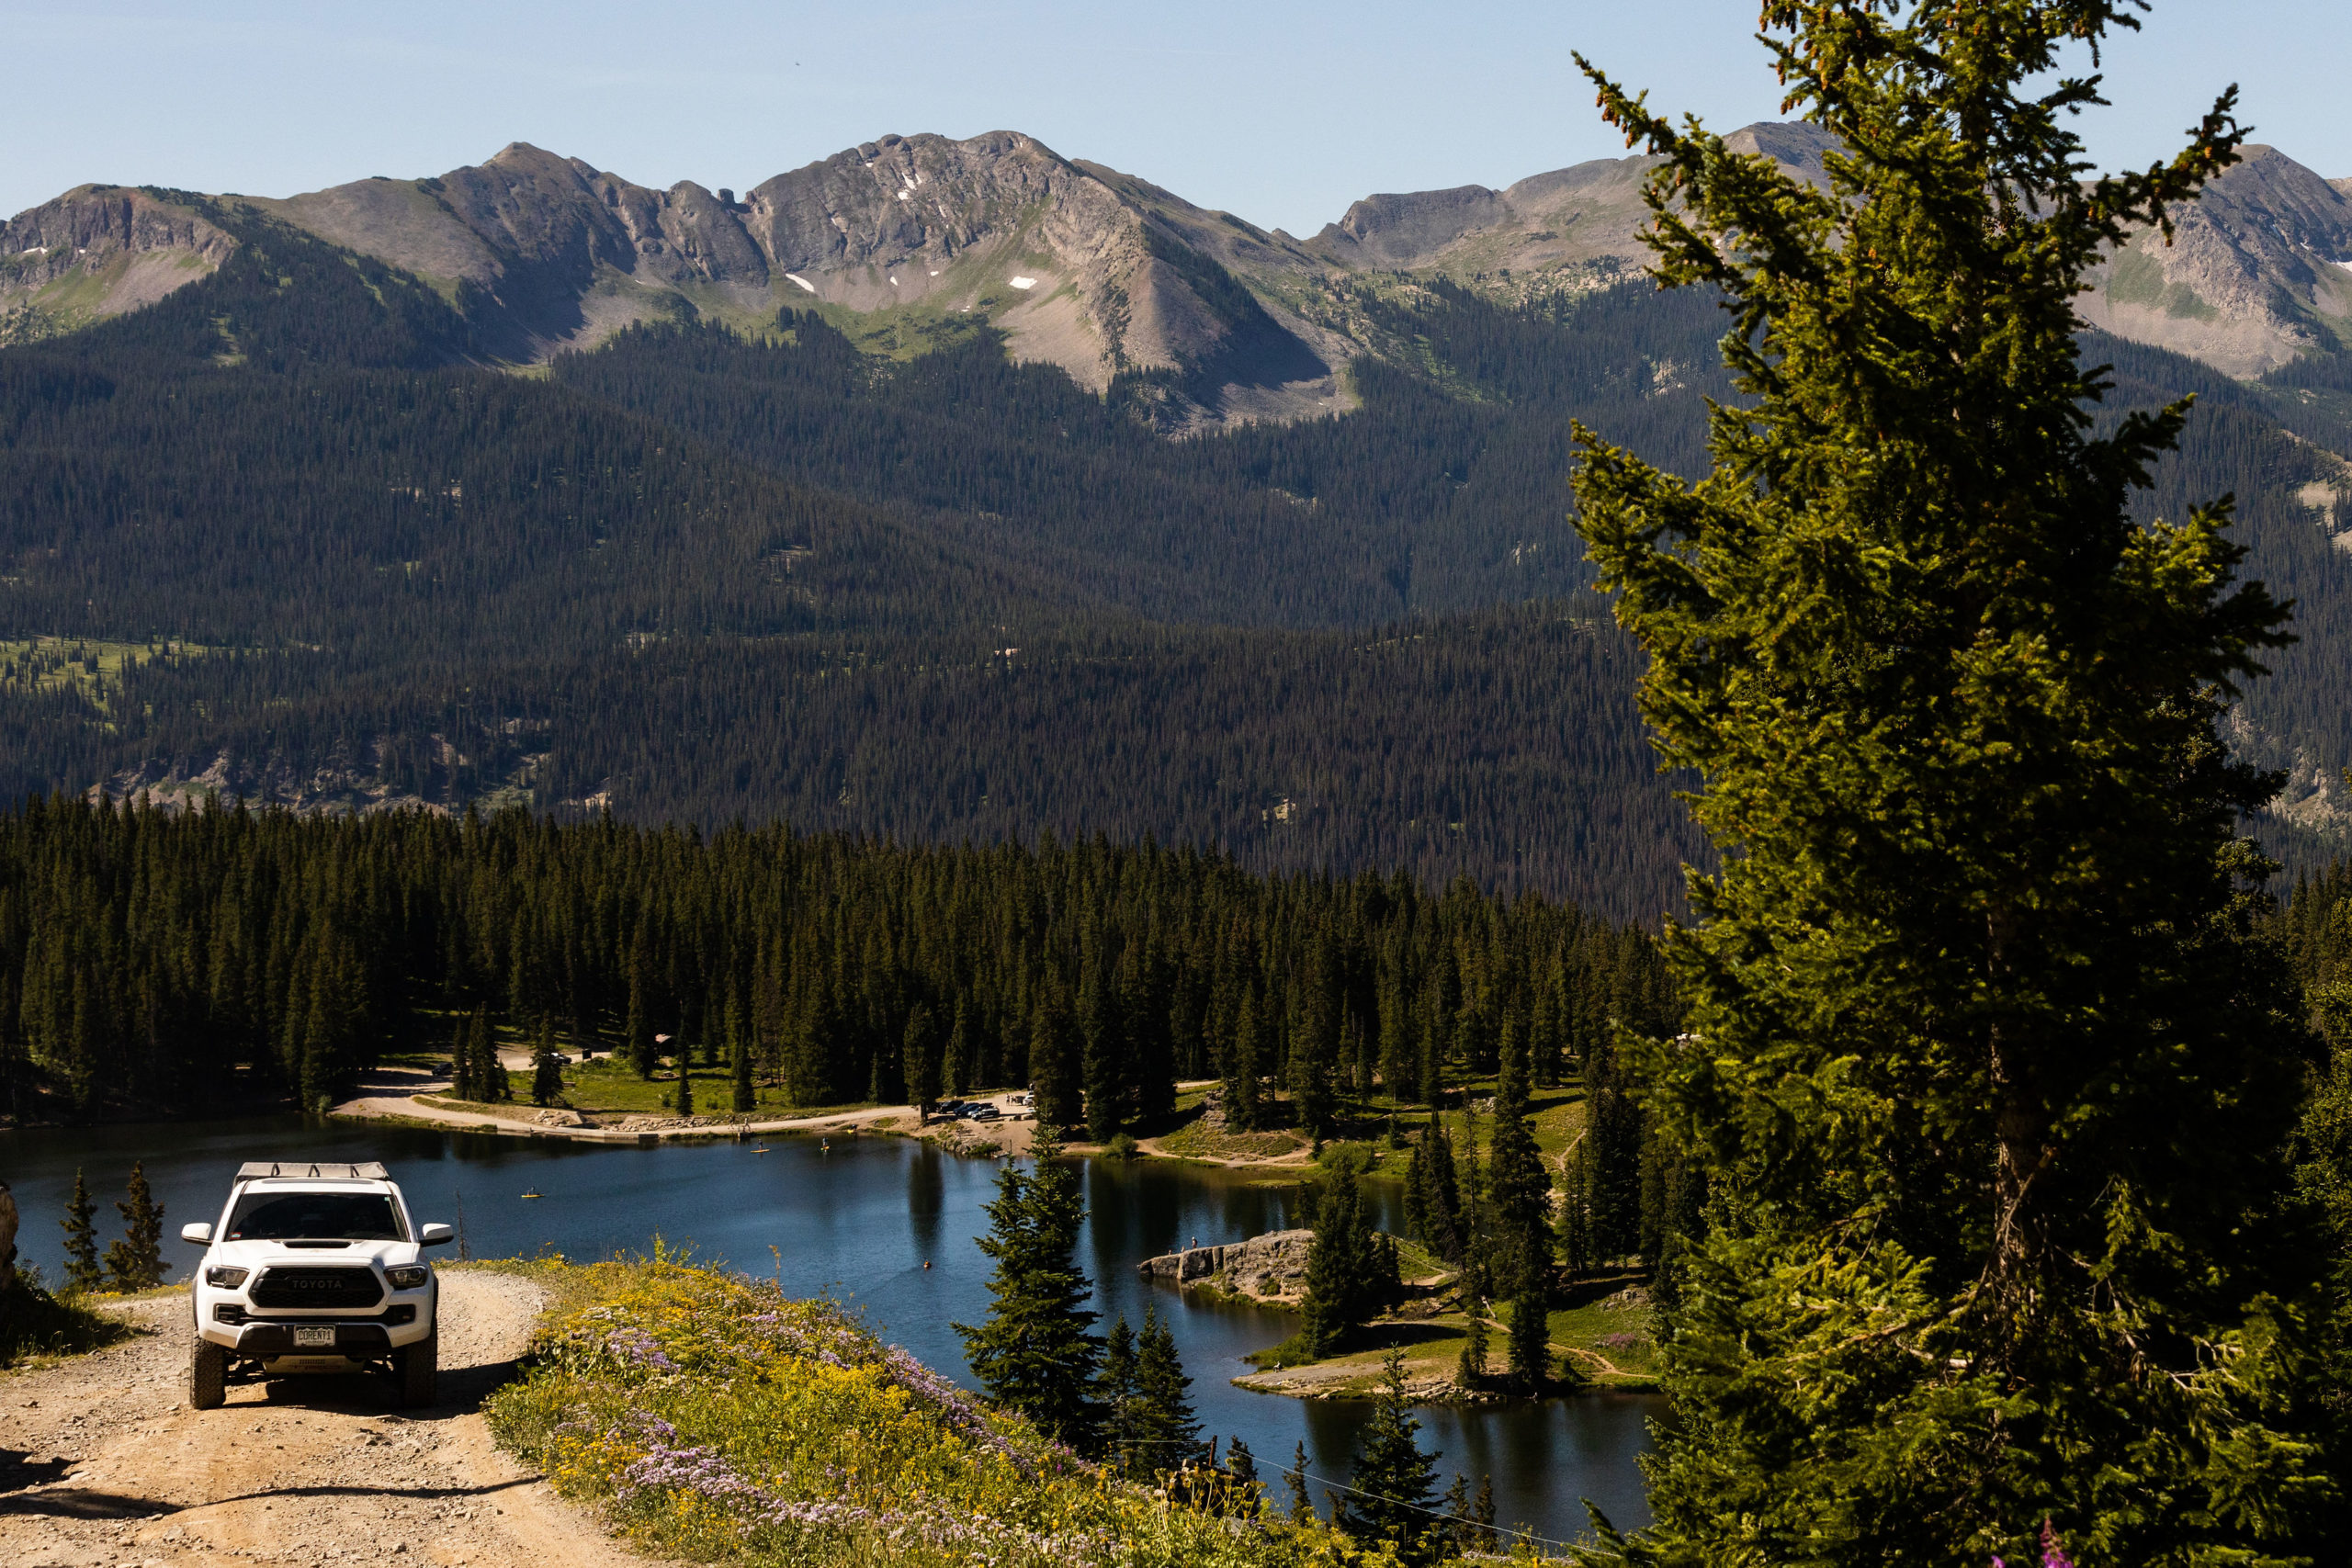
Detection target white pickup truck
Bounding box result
[181,1160,453,1410]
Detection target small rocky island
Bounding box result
[1136,1229,1315,1303]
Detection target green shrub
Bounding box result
[0,1277,135,1367]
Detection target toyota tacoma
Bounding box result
[182,1160,452,1410]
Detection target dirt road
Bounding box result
[1,1272,642,1568]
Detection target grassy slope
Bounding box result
[480,1254,1373,1568]
[0,1280,156,1368]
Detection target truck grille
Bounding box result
[249,1266,384,1309]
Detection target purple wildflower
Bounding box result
[1993,1521,2074,1568]
[605,1325,679,1371]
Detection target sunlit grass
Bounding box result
[483,1251,1368,1568]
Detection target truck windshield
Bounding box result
[227,1191,404,1242]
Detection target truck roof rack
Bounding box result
[234,1161,390,1181]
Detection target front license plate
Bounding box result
[293,1326,336,1348]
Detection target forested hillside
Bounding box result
[0,192,2345,906]
[549,279,1731,625]
[0,798,1676,1132]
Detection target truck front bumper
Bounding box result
[198,1302,433,1355]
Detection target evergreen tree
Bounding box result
[1583,1062,1645,1260]
[1095,1313,1140,1471]
[1486,1018,1551,1299]
[1505,1285,1549,1393]
[673,1042,695,1117]
[1470,1475,1498,1554]
[1436,1475,1472,1556]
[1287,1441,1312,1523]
[480,1009,512,1101]
[1412,1112,1465,1264]
[1456,1296,1488,1389]
[1456,1109,1491,1303]
[531,1018,563,1107]
[953,1125,1101,1446]
[1134,1304,1205,1477]
[1029,981,1082,1134]
[902,1000,941,1112]
[449,1010,475,1102]
[1224,987,1264,1134]
[2293,980,2352,1419]
[625,914,657,1079]
[1224,1435,1261,1517]
[104,1161,164,1291]
[732,1015,756,1112]
[1572,4,2333,1560]
[943,1000,971,1100]
[1080,964,1126,1138]
[1287,984,1338,1141]
[58,1168,99,1292]
[1338,1350,1441,1565]
[1558,1136,1594,1280]
[1302,1161,1375,1356]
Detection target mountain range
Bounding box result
[0,125,2347,913]
[9,124,2352,422]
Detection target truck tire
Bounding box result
[398,1332,438,1409]
[189,1338,227,1410]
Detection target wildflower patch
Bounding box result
[484,1256,1374,1568]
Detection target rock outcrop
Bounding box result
[1138,1228,1314,1303]
[2077,144,2352,376]
[0,186,236,341]
[245,133,1343,425]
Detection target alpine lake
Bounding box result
[1,1115,1657,1543]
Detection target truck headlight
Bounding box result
[205,1265,250,1290]
[385,1265,432,1290]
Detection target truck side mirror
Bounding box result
[419,1224,454,1247]
[181,1222,212,1245]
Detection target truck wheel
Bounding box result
[398,1333,438,1409]
[189,1339,228,1410]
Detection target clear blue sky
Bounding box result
[6,1,2343,234]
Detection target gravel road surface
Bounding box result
[1,1271,642,1568]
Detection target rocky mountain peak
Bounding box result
[5,121,2350,403]
[0,186,237,343]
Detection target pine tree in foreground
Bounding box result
[58,1168,99,1292]
[1571,2,2334,1561]
[953,1125,1100,1448]
[1338,1350,1442,1564]
[1095,1313,1139,1471]
[1436,1475,1472,1558]
[1286,1441,1312,1523]
[1223,1435,1261,1517]
[104,1162,164,1292]
[1134,1305,1205,1477]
